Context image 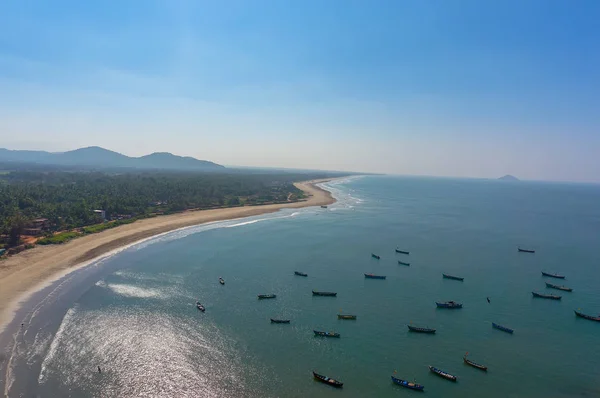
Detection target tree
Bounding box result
[6,213,26,247]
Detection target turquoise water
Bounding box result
[15,176,600,397]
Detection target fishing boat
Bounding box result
[371,253,381,259]
[196,301,205,312]
[398,260,410,266]
[541,271,565,279]
[391,375,424,391]
[313,330,340,338]
[337,314,357,320]
[270,318,290,324]
[574,309,600,322]
[442,274,464,281]
[364,273,386,279]
[313,371,343,388]
[428,366,457,381]
[532,291,562,300]
[463,353,487,371]
[407,325,436,334]
[545,282,572,292]
[258,294,277,299]
[321,205,328,209]
[294,271,308,277]
[436,301,463,309]
[518,247,535,253]
[219,277,225,285]
[492,322,514,334]
[395,249,410,255]
[312,290,337,297]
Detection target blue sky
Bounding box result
[1,0,599,181]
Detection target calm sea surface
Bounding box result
[8,176,600,397]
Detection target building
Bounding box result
[93,210,106,221]
[23,218,50,236]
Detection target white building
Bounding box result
[94,209,106,220]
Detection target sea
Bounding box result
[2,175,600,397]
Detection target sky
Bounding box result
[1,0,599,181]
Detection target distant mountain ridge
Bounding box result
[0,146,224,171]
[498,174,519,181]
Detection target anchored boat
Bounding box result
[196,301,205,312]
[371,253,381,259]
[442,274,464,281]
[219,277,225,285]
[270,318,290,324]
[364,273,386,279]
[436,301,463,309]
[407,325,436,334]
[492,322,514,334]
[463,353,487,371]
[518,247,535,253]
[398,260,410,266]
[542,271,565,279]
[313,371,343,388]
[314,330,340,338]
[337,314,357,320]
[428,366,457,381]
[391,375,424,391]
[574,309,600,322]
[312,290,337,297]
[545,282,572,292]
[294,271,308,277]
[532,291,562,300]
[258,294,277,299]
[395,249,410,255]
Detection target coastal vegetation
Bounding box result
[0,168,341,250]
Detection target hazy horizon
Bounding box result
[1,1,599,182]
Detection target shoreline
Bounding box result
[0,178,339,333]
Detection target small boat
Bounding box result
[337,314,357,320]
[395,249,410,255]
[463,353,487,371]
[294,271,308,277]
[314,330,340,338]
[371,253,381,259]
[545,282,572,292]
[398,260,410,266]
[574,309,600,322]
[436,301,463,309]
[313,371,343,388]
[532,291,561,300]
[196,301,205,312]
[258,294,277,299]
[407,325,436,334]
[219,277,225,285]
[428,366,457,381]
[518,247,535,253]
[442,274,464,281]
[312,290,337,297]
[364,273,386,279]
[492,322,514,334]
[542,271,565,279]
[391,375,424,391]
[270,318,290,324]
[320,205,328,209]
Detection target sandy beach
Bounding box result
[0,179,337,332]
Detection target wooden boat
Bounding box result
[463,353,487,371]
[270,318,290,324]
[314,330,340,338]
[407,325,436,334]
[258,294,276,299]
[492,322,514,334]
[532,291,561,300]
[219,277,225,285]
[364,273,386,279]
[436,301,463,309]
[395,249,410,255]
[337,314,357,320]
[312,290,337,297]
[428,366,457,381]
[391,375,424,391]
[398,260,410,266]
[518,247,535,253]
[313,371,343,388]
[320,205,328,209]
[196,301,205,312]
[371,253,381,259]
[545,282,572,292]
[574,309,600,322]
[542,271,565,279]
[442,274,464,281]
[294,271,308,277]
